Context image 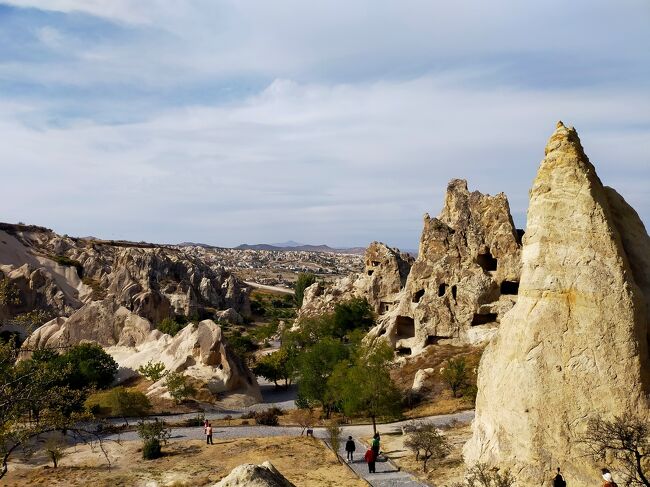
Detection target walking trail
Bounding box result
[108,410,474,487]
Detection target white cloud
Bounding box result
[1,75,648,247]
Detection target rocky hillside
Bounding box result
[0,223,251,326]
[464,122,650,484]
[300,179,522,356]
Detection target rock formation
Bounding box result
[368,179,522,355]
[23,299,261,403]
[299,241,413,317]
[213,461,295,487]
[463,122,650,484]
[0,223,251,325]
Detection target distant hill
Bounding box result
[235,243,366,255]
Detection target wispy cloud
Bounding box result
[0,1,648,247]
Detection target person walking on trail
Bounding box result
[371,432,381,458]
[553,467,566,487]
[365,448,376,473]
[205,423,213,445]
[601,468,617,487]
[345,436,356,462]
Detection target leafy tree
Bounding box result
[295,338,348,418]
[294,273,317,307]
[13,310,54,334]
[253,348,293,387]
[0,277,20,306]
[164,372,195,404]
[327,341,401,433]
[404,422,451,472]
[580,414,650,487]
[137,419,171,460]
[441,357,469,398]
[55,343,118,390]
[227,333,259,366]
[108,387,152,424]
[331,298,375,339]
[138,360,167,382]
[0,340,109,479]
[157,317,185,336]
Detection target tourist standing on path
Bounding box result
[601,469,617,487]
[365,448,376,474]
[371,432,381,458]
[345,436,356,462]
[206,423,213,445]
[553,467,566,487]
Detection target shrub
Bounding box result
[441,357,470,398]
[49,255,84,278]
[0,277,20,306]
[325,421,342,463]
[137,419,171,460]
[142,439,162,460]
[56,343,119,390]
[255,409,280,426]
[404,422,451,472]
[108,387,152,422]
[164,372,195,403]
[44,438,66,468]
[158,318,185,337]
[183,413,206,427]
[294,273,317,307]
[138,360,167,382]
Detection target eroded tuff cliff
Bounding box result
[464,122,650,484]
[367,179,522,355]
[298,241,413,317]
[0,224,250,325]
[22,300,261,403]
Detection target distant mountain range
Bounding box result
[234,242,367,255]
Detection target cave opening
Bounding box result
[476,251,498,272]
[471,312,498,326]
[396,347,412,356]
[451,285,457,300]
[395,315,415,338]
[438,283,448,297]
[367,270,374,276]
[500,280,519,295]
[412,289,425,303]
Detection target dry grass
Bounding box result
[2,436,365,487]
[377,421,472,486]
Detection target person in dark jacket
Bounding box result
[364,448,376,473]
[553,467,566,487]
[345,436,356,462]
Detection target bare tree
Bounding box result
[326,421,343,463]
[404,422,451,472]
[580,414,650,487]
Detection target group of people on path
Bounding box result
[553,467,619,487]
[344,432,381,473]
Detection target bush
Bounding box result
[138,360,167,382]
[183,413,206,427]
[255,408,280,426]
[441,357,470,398]
[0,277,20,306]
[294,273,317,307]
[49,255,84,277]
[142,439,162,460]
[108,387,152,422]
[164,372,195,403]
[404,422,451,472]
[137,419,171,460]
[56,343,119,390]
[157,318,185,337]
[331,298,375,338]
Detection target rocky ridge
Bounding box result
[463,122,650,484]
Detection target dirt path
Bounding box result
[244,281,295,295]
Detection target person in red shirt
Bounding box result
[364,448,376,473]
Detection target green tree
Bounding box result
[294,273,317,307]
[164,372,195,404]
[404,422,451,472]
[227,333,259,366]
[55,343,119,390]
[331,298,375,339]
[138,360,167,382]
[327,341,401,433]
[157,317,185,336]
[253,348,293,387]
[295,338,348,418]
[441,357,469,398]
[0,277,20,306]
[137,419,171,460]
[108,387,152,424]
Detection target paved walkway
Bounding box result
[107,411,474,487]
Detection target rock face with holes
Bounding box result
[23,299,261,403]
[463,122,650,485]
[213,461,295,487]
[298,241,413,318]
[0,223,251,326]
[367,179,522,355]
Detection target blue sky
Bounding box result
[0,1,648,249]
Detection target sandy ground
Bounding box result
[2,436,366,487]
[374,421,473,486]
